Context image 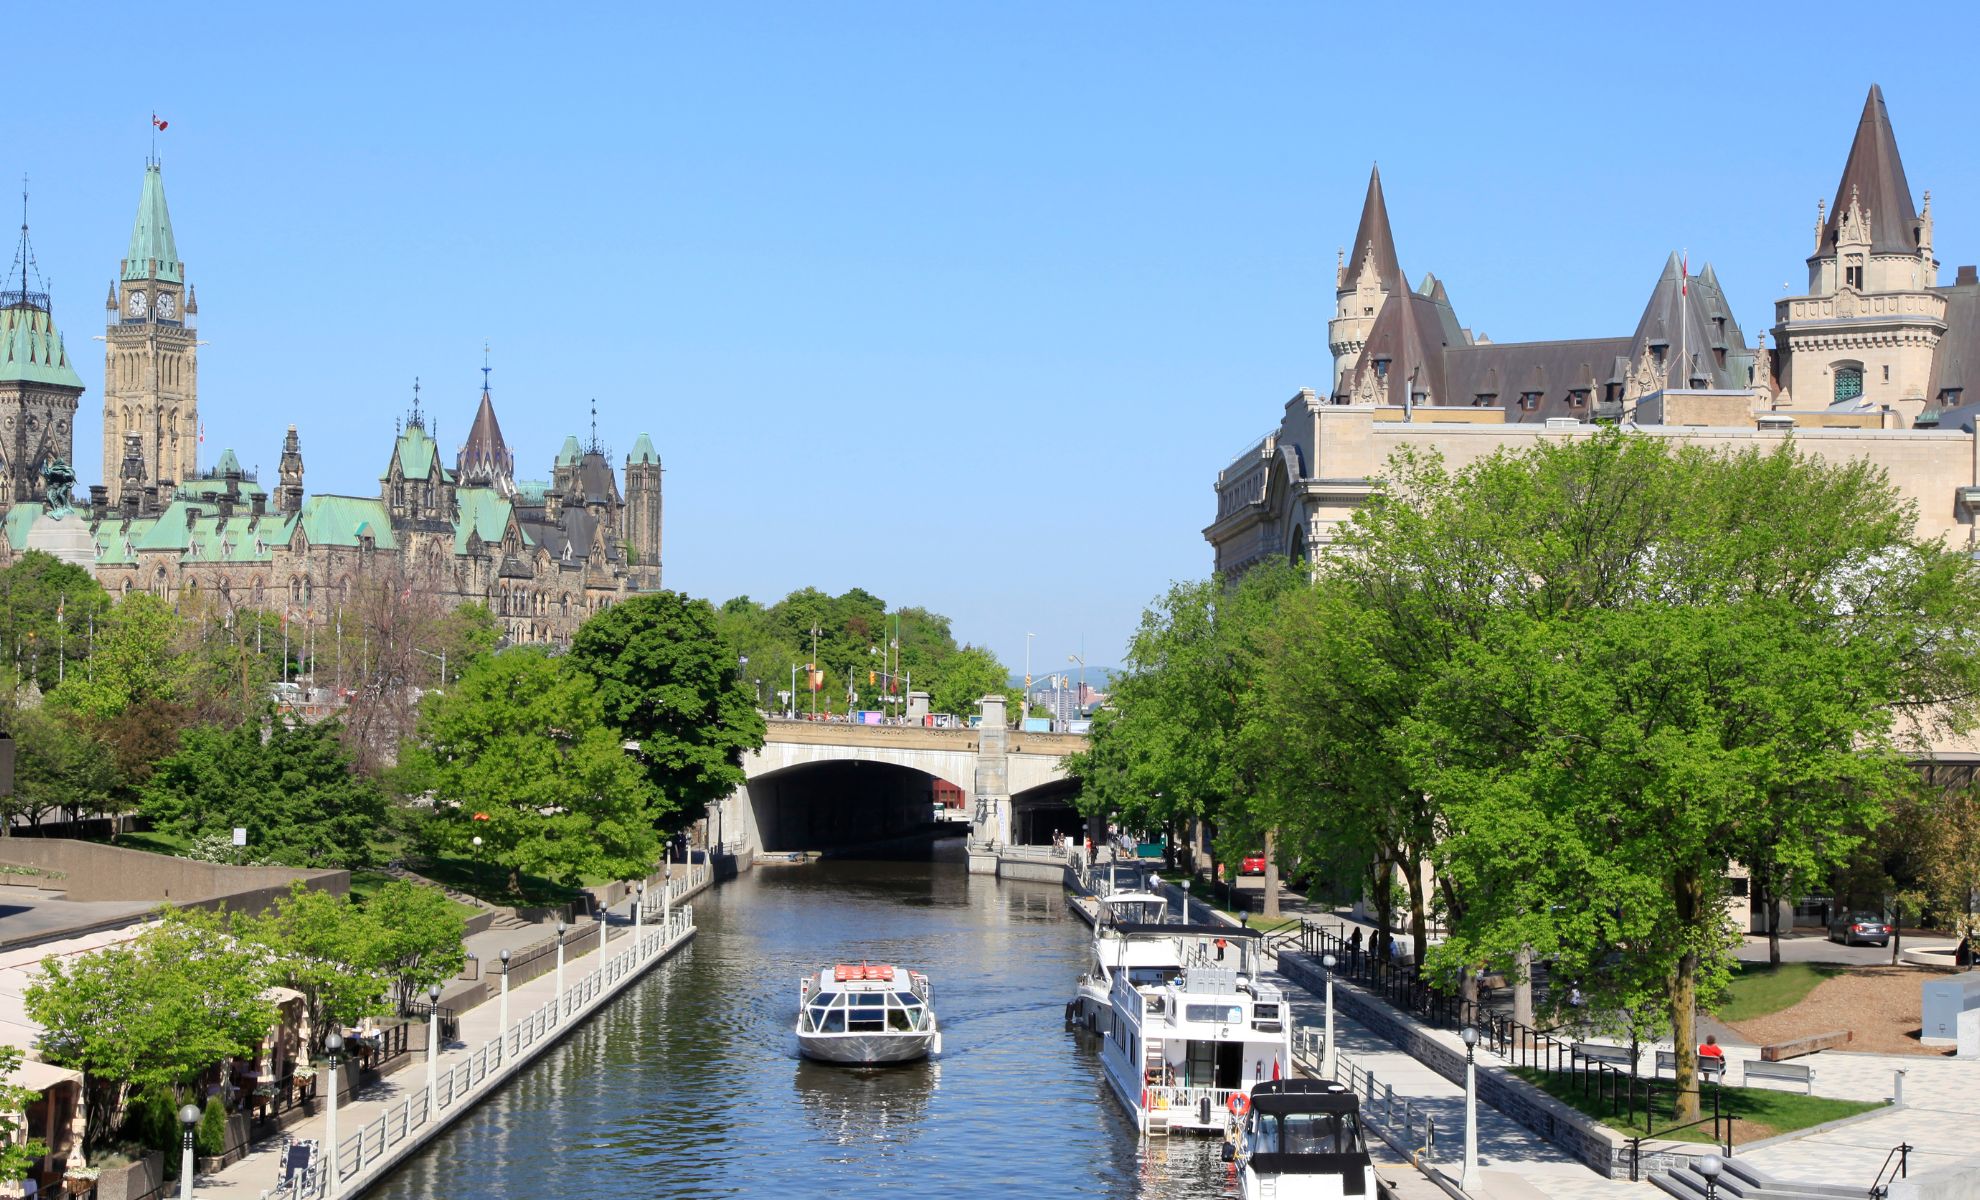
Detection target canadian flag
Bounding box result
[152,114,168,131]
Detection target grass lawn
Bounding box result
[1715,962,1841,1023]
[407,853,583,908]
[1175,878,1301,933]
[103,830,192,856]
[1510,1067,1883,1143]
[347,868,481,919]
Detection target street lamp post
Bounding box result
[1322,954,1338,1079]
[1460,1025,1480,1191]
[498,948,512,1046]
[177,1102,201,1200]
[663,856,674,925]
[425,982,442,1114]
[1698,1153,1724,1200]
[635,882,646,935]
[323,1031,345,1197]
[555,919,568,1009]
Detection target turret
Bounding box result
[278,425,304,516]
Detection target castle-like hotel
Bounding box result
[0,161,662,645]
[1208,86,1980,573]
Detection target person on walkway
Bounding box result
[1348,927,1364,969]
[1215,936,1228,961]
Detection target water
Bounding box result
[367,857,1235,1198]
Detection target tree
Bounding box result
[46,594,186,722]
[0,1044,46,1184]
[1913,786,1980,947]
[926,645,1013,720]
[404,648,663,890]
[568,591,766,827]
[140,719,386,868]
[3,702,119,831]
[365,881,468,1013]
[233,883,392,1055]
[0,551,112,694]
[26,908,275,1152]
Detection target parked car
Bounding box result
[1829,911,1892,947]
[1239,852,1268,876]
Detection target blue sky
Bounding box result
[5,3,1977,673]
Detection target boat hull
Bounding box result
[797,1030,939,1064]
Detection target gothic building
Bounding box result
[0,159,666,646]
[1208,84,1980,574]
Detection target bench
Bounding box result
[1760,1030,1850,1060]
[1653,1050,1726,1082]
[1742,1059,1815,1094]
[1573,1042,1634,1068]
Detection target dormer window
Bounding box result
[1569,390,1588,408]
[1472,393,1497,407]
[1519,392,1542,411]
[1650,343,1667,367]
[1714,347,1727,369]
[1373,358,1391,381]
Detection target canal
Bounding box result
[368,856,1233,1197]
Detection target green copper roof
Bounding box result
[453,487,515,554]
[627,433,659,465]
[124,163,183,284]
[514,479,549,503]
[1,505,40,550]
[299,495,399,549]
[0,302,83,389]
[383,425,450,483]
[555,436,583,467]
[214,449,243,475]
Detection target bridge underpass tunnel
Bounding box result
[747,761,962,853]
[1010,779,1085,846]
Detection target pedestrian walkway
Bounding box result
[193,885,704,1198]
[1269,962,1641,1200]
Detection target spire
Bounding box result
[457,370,515,497]
[1,187,81,391]
[627,433,659,466]
[1338,165,1404,294]
[1821,85,1919,257]
[406,376,425,430]
[123,163,182,283]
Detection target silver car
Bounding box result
[1828,911,1891,947]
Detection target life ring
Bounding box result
[1228,1092,1251,1117]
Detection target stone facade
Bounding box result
[1208,84,1980,577]
[0,160,666,647]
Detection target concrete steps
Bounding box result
[1654,1156,1867,1200]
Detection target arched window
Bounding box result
[1835,365,1865,404]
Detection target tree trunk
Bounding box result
[1513,944,1535,1027]
[1891,902,1903,967]
[1671,867,1704,1124]
[1764,881,1782,965]
[1407,862,1430,967]
[1263,827,1281,920]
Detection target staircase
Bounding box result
[1655,1157,1868,1200]
[1143,1043,1171,1137]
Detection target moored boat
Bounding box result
[796,962,941,1064]
[1227,1079,1375,1199]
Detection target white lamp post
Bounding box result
[1698,1153,1724,1200]
[663,855,674,925]
[1322,953,1338,1080]
[555,919,568,1010]
[177,1103,201,1200]
[635,882,646,935]
[1460,1025,1480,1191]
[323,1031,345,1197]
[425,982,442,1115]
[598,903,609,959]
[498,948,511,1046]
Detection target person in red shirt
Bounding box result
[1697,1034,1726,1077]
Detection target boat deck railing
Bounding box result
[1144,1084,1242,1128]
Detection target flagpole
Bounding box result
[1680,248,1689,389]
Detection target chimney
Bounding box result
[88,484,108,521]
[250,492,266,518]
[1959,265,1978,286]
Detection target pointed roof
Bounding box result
[0,302,83,389]
[1822,85,1920,257]
[123,163,183,284]
[555,436,583,467]
[1338,165,1403,294]
[627,433,659,466]
[457,390,516,496]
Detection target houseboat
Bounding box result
[1068,889,1180,1032]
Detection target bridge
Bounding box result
[715,697,1090,872]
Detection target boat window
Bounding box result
[1184,1003,1245,1024]
[1256,1112,1356,1154]
[819,1006,846,1033]
[891,992,920,1008]
[1128,967,1179,987]
[848,1002,887,1032]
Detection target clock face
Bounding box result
[156,292,176,319]
[126,290,147,317]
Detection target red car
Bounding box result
[1239,853,1268,876]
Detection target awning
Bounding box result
[3,1059,81,1093]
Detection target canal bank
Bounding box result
[193,862,711,1200]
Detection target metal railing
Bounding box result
[1144,1084,1242,1126]
[1294,1029,1437,1168]
[1869,1142,1912,1198]
[265,905,695,1199]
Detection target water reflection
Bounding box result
[367,858,1236,1199]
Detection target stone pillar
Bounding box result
[969,694,1010,874]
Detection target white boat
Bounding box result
[1227,1079,1375,1199]
[796,962,941,1064]
[1069,889,1178,1032]
[1096,924,1291,1136]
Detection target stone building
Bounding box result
[1208,84,1980,575]
[0,159,666,646]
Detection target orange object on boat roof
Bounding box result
[831,962,896,982]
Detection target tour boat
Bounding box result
[1227,1079,1375,1200]
[1068,889,1180,1032]
[1095,924,1291,1135]
[796,962,942,1064]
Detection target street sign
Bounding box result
[233,827,248,847]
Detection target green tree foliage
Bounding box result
[927,645,1019,720]
[3,701,119,828]
[233,883,392,1053]
[0,1044,46,1183]
[195,1095,227,1158]
[364,880,468,1013]
[140,719,386,868]
[26,908,276,1152]
[0,551,112,694]
[404,648,662,890]
[47,594,185,721]
[569,591,766,826]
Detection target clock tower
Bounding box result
[103,160,197,505]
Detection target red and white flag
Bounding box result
[152,114,168,132]
[1680,251,1688,296]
